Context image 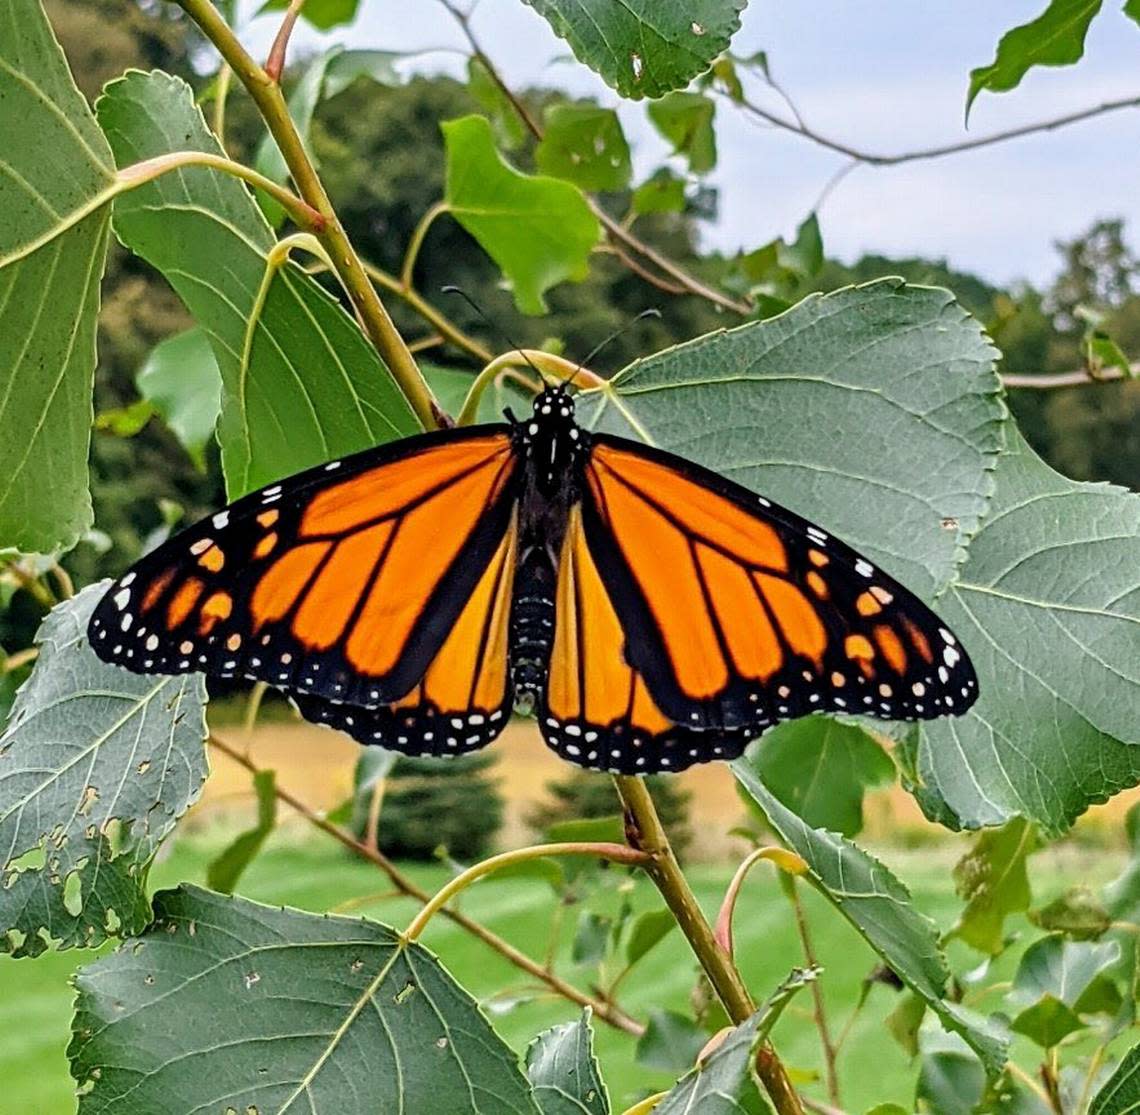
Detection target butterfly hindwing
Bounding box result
[579,434,977,733]
[292,512,518,757]
[88,427,519,710]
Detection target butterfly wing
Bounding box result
[536,433,978,772]
[88,426,520,713]
[539,503,753,773]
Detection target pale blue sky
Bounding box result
[234,1,1140,287]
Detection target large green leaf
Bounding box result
[745,718,895,837]
[536,104,632,192]
[1092,1043,1140,1115]
[0,0,115,552]
[70,885,539,1114]
[967,0,1104,115]
[526,1011,609,1115]
[655,970,815,1114]
[578,280,1005,600]
[523,0,747,99]
[96,71,419,498]
[950,818,1036,954]
[733,762,1009,1075]
[135,327,221,469]
[0,586,208,957]
[902,429,1140,833]
[443,115,599,315]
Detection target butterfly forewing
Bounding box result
[578,435,977,732]
[88,427,518,711]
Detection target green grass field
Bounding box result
[0,834,1125,1113]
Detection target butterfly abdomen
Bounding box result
[509,550,558,709]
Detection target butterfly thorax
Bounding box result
[509,387,590,709]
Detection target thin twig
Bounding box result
[730,88,1140,168]
[1002,364,1131,389]
[207,733,643,1034]
[408,332,445,354]
[613,775,804,1115]
[1,647,38,672]
[787,879,841,1107]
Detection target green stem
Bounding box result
[400,201,449,290]
[714,845,808,956]
[613,775,804,1115]
[173,0,439,431]
[457,350,606,426]
[211,63,232,145]
[117,150,324,230]
[404,842,649,942]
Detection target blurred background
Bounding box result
[3,2,1139,1110]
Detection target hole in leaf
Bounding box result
[394,981,416,1004]
[62,871,83,916]
[78,786,99,817]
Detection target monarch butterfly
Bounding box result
[89,383,977,773]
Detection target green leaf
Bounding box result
[442,115,600,315]
[205,769,277,894]
[780,213,824,278]
[468,56,528,151]
[1127,0,1140,25]
[522,0,748,100]
[136,327,222,469]
[950,818,1036,954]
[1008,935,1121,1047]
[901,428,1140,833]
[967,0,1104,116]
[579,280,1005,600]
[656,970,816,1114]
[572,911,612,966]
[0,0,115,552]
[886,992,926,1058]
[624,907,676,967]
[746,719,894,837]
[631,168,687,215]
[916,1051,985,1115]
[526,1011,610,1115]
[1086,330,1134,378]
[258,0,361,31]
[327,746,398,829]
[1029,886,1111,940]
[70,885,540,1113]
[96,71,419,498]
[733,762,1009,1076]
[1092,1042,1140,1115]
[536,104,632,192]
[636,1009,707,1074]
[0,586,208,957]
[648,92,717,174]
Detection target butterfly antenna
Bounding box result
[562,307,662,390]
[440,285,545,382]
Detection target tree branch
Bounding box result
[729,87,1140,168]
[173,0,439,430]
[207,732,643,1035]
[613,775,804,1115]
